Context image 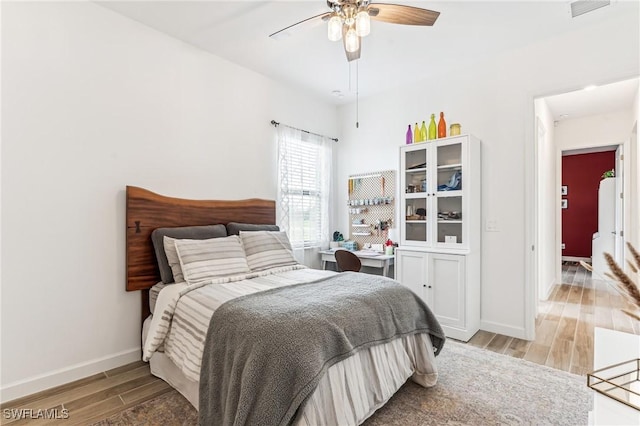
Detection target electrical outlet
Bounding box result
[561,243,566,250]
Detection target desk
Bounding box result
[319,249,394,278]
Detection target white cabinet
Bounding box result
[427,253,466,330]
[396,249,479,341]
[396,135,481,341]
[592,178,615,277]
[395,249,428,299]
[399,135,480,250]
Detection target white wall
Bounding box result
[555,110,634,151]
[534,99,556,300]
[336,7,639,338]
[0,2,337,401]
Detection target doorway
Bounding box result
[533,78,637,312]
[560,147,618,273]
[527,78,639,369]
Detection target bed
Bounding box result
[126,186,445,425]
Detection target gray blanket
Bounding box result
[198,272,445,426]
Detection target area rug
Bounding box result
[93,341,591,425]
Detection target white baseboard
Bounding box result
[542,278,555,301]
[1,347,141,403]
[480,320,527,340]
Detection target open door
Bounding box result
[615,144,624,264]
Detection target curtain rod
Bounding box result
[270,120,338,142]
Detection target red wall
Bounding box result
[562,151,615,258]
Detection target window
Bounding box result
[277,126,332,249]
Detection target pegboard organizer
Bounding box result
[347,170,396,249]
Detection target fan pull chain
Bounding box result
[356,60,359,129]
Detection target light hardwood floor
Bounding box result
[468,262,639,375]
[0,362,172,425]
[2,263,636,424]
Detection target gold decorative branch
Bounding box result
[581,242,640,322]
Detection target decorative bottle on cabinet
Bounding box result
[420,121,427,142]
[414,122,421,143]
[438,112,446,138]
[428,114,437,140]
[406,125,413,144]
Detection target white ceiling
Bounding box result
[97,1,639,113]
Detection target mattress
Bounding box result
[143,268,439,424]
[144,266,339,381]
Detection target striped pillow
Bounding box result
[239,231,298,272]
[174,236,250,285]
[163,236,186,283]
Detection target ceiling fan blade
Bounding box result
[368,3,440,26]
[269,12,332,40]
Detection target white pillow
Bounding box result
[239,231,298,272]
[174,235,250,285]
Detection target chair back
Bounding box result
[334,250,362,272]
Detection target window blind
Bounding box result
[281,138,324,246]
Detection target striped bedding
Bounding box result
[148,282,167,315]
[143,266,336,382]
[239,230,298,271]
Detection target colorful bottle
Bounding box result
[414,122,421,143]
[438,112,446,138]
[406,124,413,144]
[428,114,436,140]
[420,121,427,142]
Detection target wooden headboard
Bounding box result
[126,186,276,319]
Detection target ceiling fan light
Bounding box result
[345,28,359,53]
[355,10,370,37]
[327,16,343,41]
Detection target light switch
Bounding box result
[561,243,566,250]
[485,219,499,232]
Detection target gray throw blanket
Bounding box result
[198,272,445,426]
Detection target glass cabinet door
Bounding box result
[436,195,463,244]
[400,136,470,249]
[402,146,430,245]
[435,139,464,247]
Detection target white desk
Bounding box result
[319,249,394,278]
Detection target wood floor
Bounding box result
[2,263,636,424]
[467,262,639,375]
[0,361,172,425]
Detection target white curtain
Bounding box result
[276,125,333,267]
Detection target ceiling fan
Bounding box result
[269,1,440,62]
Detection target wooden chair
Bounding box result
[334,250,362,272]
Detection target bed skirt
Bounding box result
[144,317,438,425]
